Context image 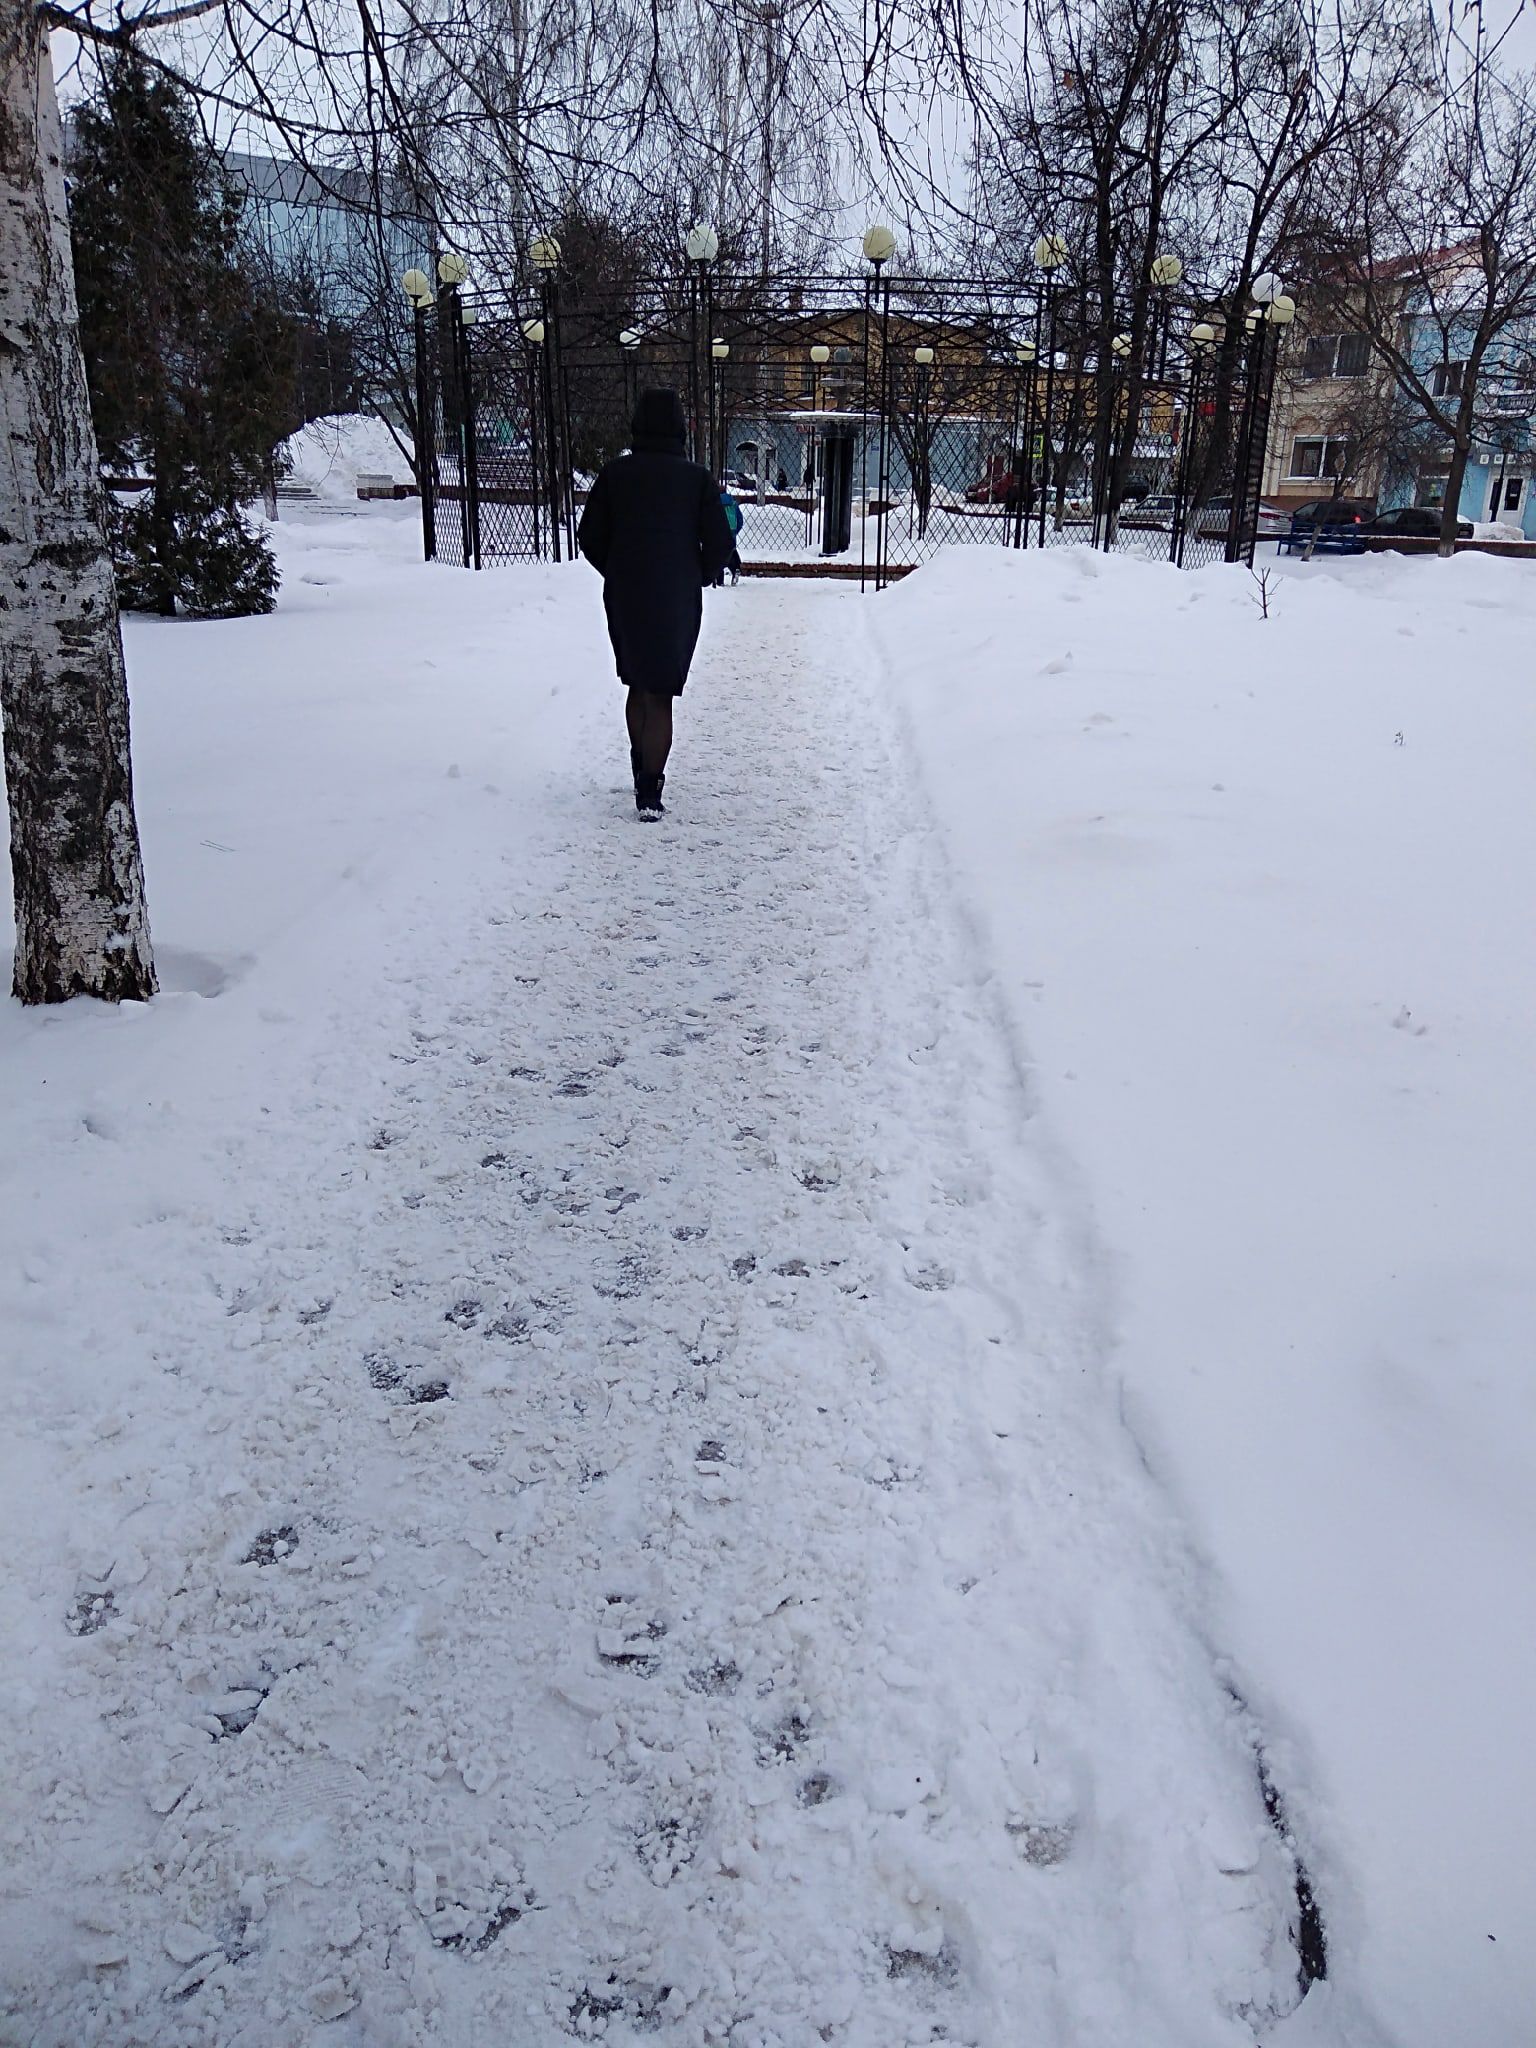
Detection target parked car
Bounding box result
[1119,493,1177,528]
[1188,497,1290,540]
[1278,498,1374,553]
[1364,505,1473,541]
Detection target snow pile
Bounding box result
[873,541,1536,2048]
[280,412,413,499]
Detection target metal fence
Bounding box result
[411,264,1281,585]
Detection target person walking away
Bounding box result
[717,484,743,584]
[577,389,734,820]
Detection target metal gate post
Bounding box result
[456,295,482,570]
[875,274,893,590]
[1172,346,1203,568]
[1039,288,1058,550]
[413,299,437,562]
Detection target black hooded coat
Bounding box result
[576,390,736,696]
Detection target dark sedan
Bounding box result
[1365,505,1473,541]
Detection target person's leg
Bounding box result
[625,687,646,774]
[636,692,672,781]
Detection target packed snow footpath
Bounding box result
[0,512,1319,2047]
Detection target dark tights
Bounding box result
[625,688,674,781]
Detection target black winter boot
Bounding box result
[635,773,665,820]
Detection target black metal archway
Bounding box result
[410,261,1280,586]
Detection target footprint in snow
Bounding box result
[242,1524,298,1566]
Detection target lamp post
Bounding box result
[1011,341,1037,548]
[684,225,719,463]
[711,337,730,479]
[1149,252,1183,382]
[808,343,830,548]
[619,326,641,417]
[1173,320,1218,564]
[912,344,935,539]
[434,254,477,568]
[857,227,897,582]
[402,270,437,560]
[528,236,567,557]
[1227,282,1296,564]
[1096,330,1135,548]
[1033,231,1067,548]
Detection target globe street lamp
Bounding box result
[529,235,561,272]
[437,251,468,287]
[401,267,431,307]
[862,224,897,268]
[685,223,719,265]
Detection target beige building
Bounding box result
[1262,305,1396,509]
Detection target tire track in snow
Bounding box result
[6,580,1312,2048]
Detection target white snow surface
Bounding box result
[0,510,1527,2046]
[871,544,1536,2048]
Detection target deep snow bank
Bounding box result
[871,543,1536,2048]
[281,413,415,500]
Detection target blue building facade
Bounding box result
[1386,306,1536,536]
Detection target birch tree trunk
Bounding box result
[0,5,157,1002]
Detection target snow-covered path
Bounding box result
[4,574,1316,2045]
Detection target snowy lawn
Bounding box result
[873,544,1536,2048]
[0,507,1529,2046]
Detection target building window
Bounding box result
[1300,332,1370,378]
[1416,474,1449,508]
[1288,435,1353,480]
[1431,361,1466,399]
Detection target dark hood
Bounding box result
[631,387,687,453]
